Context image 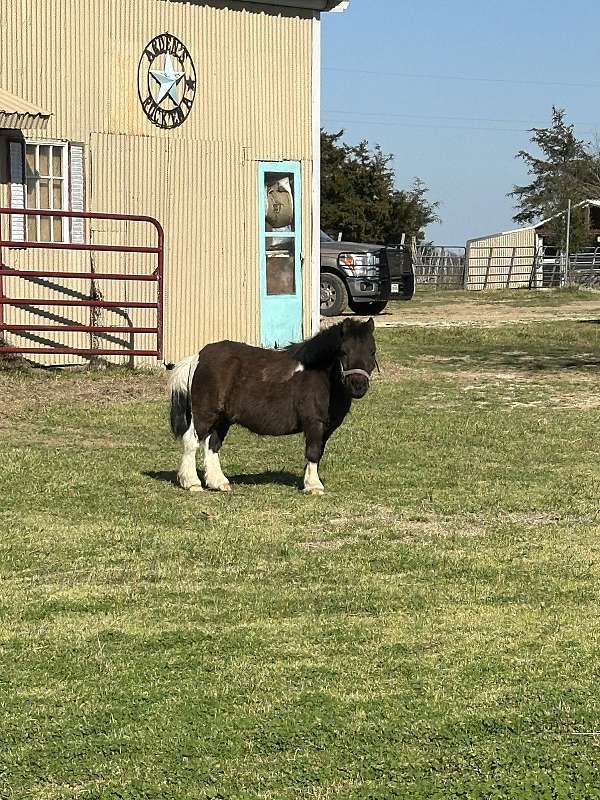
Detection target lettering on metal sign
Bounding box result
[138,33,196,129]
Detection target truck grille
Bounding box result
[385,246,413,279]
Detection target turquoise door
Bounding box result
[259,162,303,348]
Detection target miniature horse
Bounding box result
[168,317,377,495]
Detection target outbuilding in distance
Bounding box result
[465,199,600,291]
[0,0,348,365]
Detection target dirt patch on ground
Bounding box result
[326,297,600,329]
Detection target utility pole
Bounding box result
[564,199,572,286]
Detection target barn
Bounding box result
[0,0,348,365]
[465,200,600,290]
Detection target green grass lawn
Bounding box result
[3,314,600,798]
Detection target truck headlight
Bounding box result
[338,252,380,276]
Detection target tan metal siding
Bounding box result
[466,228,537,290]
[90,134,255,363]
[0,0,315,363]
[1,0,313,157]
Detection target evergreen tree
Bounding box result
[321,130,439,244]
[510,107,600,250]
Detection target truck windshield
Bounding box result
[320,231,334,242]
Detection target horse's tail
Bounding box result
[168,353,199,439]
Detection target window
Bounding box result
[263,172,297,296]
[25,141,68,242]
[9,140,85,244]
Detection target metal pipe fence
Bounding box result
[417,240,600,292]
[412,244,466,288]
[0,207,164,360]
[567,248,600,287]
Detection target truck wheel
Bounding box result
[320,273,348,317]
[349,300,388,315]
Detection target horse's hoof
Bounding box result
[188,484,204,493]
[206,481,231,492]
[304,487,325,496]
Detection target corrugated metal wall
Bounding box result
[465,228,537,290]
[0,0,313,154]
[0,0,315,363]
[90,134,255,362]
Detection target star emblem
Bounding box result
[139,33,196,129]
[149,52,184,105]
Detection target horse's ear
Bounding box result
[366,318,375,332]
[342,317,353,331]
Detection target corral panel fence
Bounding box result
[0,207,164,363]
[567,248,600,287]
[464,244,577,290]
[412,244,466,288]
[465,244,540,290]
[466,244,600,290]
[408,240,600,292]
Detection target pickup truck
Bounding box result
[320,231,415,317]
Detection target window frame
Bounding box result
[23,139,70,244]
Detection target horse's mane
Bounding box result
[287,320,362,370]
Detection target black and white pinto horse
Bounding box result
[168,318,377,495]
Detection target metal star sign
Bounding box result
[149,52,184,105]
[138,33,197,129]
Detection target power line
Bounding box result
[321,113,597,135]
[321,115,536,134]
[323,66,600,90]
[323,108,598,128]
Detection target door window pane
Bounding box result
[265,173,295,232]
[265,238,295,296]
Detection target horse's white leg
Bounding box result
[178,419,203,492]
[303,419,325,496]
[303,461,324,495]
[204,435,231,492]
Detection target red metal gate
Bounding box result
[0,207,164,359]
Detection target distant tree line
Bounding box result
[320,129,440,244]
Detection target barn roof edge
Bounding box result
[191,0,349,10]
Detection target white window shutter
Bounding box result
[70,144,85,244]
[9,141,25,242]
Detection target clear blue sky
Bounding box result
[321,0,600,245]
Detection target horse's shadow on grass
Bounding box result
[228,470,299,488]
[143,469,300,489]
[144,470,179,487]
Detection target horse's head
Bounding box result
[340,317,377,399]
